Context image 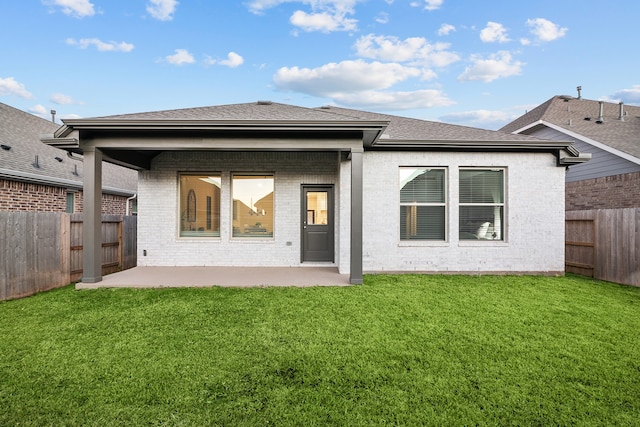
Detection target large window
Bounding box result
[232,174,274,238]
[179,175,221,237]
[399,168,446,240]
[459,169,504,240]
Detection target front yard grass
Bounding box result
[1,274,639,426]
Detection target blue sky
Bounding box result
[1,0,639,129]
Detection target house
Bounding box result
[0,102,137,214]
[500,95,639,210]
[42,101,588,284]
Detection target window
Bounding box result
[65,192,75,213]
[459,169,504,240]
[179,174,221,237]
[399,168,446,240]
[232,174,274,238]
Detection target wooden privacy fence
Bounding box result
[566,208,640,287]
[1,212,137,301]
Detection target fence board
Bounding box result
[566,208,640,287]
[0,213,70,300]
[1,213,137,301]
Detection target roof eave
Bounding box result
[370,139,574,151]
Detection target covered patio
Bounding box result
[76,266,351,289]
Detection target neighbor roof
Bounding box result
[500,96,640,160]
[0,102,137,195]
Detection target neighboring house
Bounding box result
[500,96,639,210]
[43,101,588,284]
[0,102,137,214]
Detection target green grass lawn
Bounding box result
[1,274,639,426]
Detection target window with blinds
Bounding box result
[459,169,504,240]
[399,168,446,240]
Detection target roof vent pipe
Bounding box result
[595,101,604,124]
[577,86,582,99]
[618,102,625,121]
[51,110,56,123]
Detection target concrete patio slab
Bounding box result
[76,266,351,289]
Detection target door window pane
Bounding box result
[306,191,328,225]
[399,168,446,240]
[179,175,221,237]
[232,174,274,238]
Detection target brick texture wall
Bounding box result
[566,172,640,210]
[0,179,132,214]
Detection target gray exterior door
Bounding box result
[301,185,334,262]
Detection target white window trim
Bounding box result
[399,166,448,242]
[458,167,507,243]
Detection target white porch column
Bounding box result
[82,146,103,283]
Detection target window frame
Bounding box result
[178,173,222,239]
[399,167,448,242]
[231,173,275,239]
[458,167,506,242]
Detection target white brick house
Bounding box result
[43,102,589,284]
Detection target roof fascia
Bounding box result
[54,119,388,147]
[515,120,640,165]
[370,139,572,150]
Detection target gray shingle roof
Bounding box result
[500,96,640,159]
[317,105,555,143]
[71,101,562,144]
[0,102,137,194]
[96,101,363,122]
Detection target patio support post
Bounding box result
[82,146,103,283]
[350,148,363,284]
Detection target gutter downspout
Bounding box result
[126,194,137,216]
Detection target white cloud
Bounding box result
[458,51,524,83]
[43,0,95,18]
[290,10,357,32]
[332,89,454,110]
[375,12,389,24]
[354,34,460,67]
[246,0,359,32]
[272,54,455,110]
[247,0,359,14]
[610,85,640,105]
[165,49,195,65]
[29,104,49,116]
[220,52,245,68]
[50,93,82,105]
[66,38,134,52]
[439,109,515,129]
[526,18,567,42]
[273,60,421,95]
[0,77,33,98]
[147,0,178,21]
[437,23,455,36]
[480,22,510,43]
[410,0,442,10]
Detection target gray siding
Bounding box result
[527,127,640,182]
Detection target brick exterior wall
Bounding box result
[139,150,566,274]
[566,172,640,210]
[137,151,341,269]
[0,178,132,214]
[362,151,566,274]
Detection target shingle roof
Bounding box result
[500,96,640,159]
[0,102,137,194]
[317,105,555,143]
[70,101,563,144]
[97,101,363,122]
